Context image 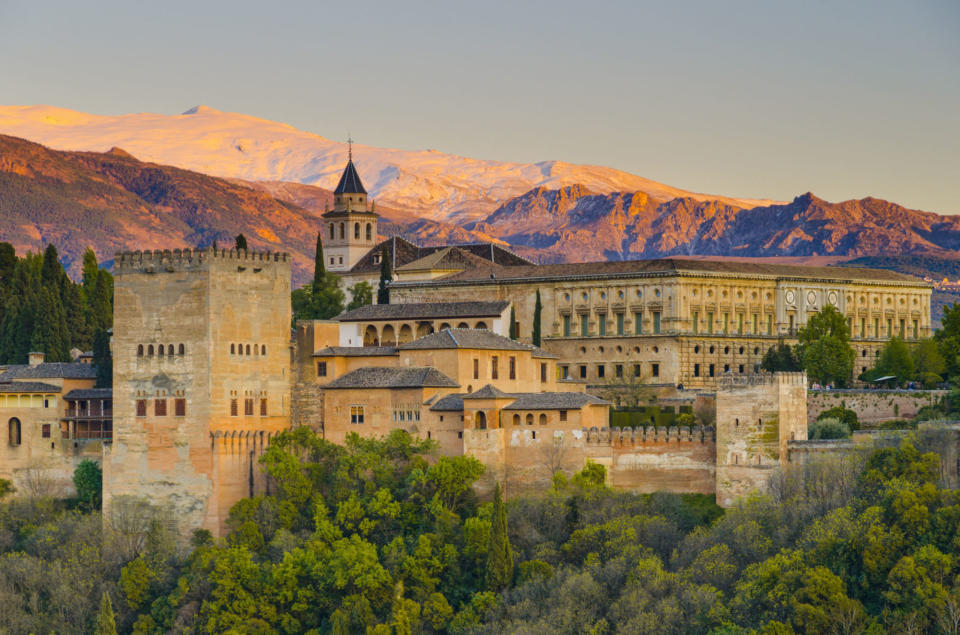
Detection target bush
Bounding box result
[73,459,102,511]
[808,417,851,440]
[817,406,859,431]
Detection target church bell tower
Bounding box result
[322,140,379,272]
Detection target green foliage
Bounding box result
[292,276,345,322]
[486,483,513,592]
[234,233,248,250]
[73,459,103,511]
[0,478,13,499]
[808,417,851,440]
[817,406,859,431]
[93,329,112,388]
[509,306,517,340]
[761,340,801,373]
[94,592,117,635]
[532,290,542,346]
[797,305,855,386]
[378,244,392,304]
[347,280,374,310]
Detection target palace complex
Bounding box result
[0,155,937,536]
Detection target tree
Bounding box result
[378,245,392,305]
[761,340,801,373]
[913,338,946,387]
[797,305,854,386]
[93,329,112,388]
[73,459,102,511]
[509,306,517,340]
[235,234,248,250]
[94,592,117,635]
[0,242,15,280]
[486,482,513,592]
[808,417,850,440]
[347,281,373,311]
[532,290,542,346]
[871,336,915,385]
[0,477,13,499]
[41,243,62,289]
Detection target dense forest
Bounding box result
[0,242,112,366]
[2,426,960,634]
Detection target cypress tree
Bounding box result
[532,289,542,347]
[486,481,513,592]
[93,330,112,388]
[41,244,62,289]
[509,306,517,340]
[81,248,99,290]
[94,592,117,635]
[377,245,392,305]
[90,271,113,333]
[0,242,15,281]
[312,231,325,297]
[32,286,70,362]
[63,281,92,351]
[235,234,248,250]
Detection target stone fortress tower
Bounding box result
[104,247,291,536]
[322,142,379,272]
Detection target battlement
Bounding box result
[114,247,290,274]
[583,425,716,445]
[717,371,807,390]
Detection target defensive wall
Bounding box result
[807,389,945,424]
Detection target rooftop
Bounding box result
[397,328,557,358]
[0,381,61,393]
[348,236,531,275]
[463,384,512,399]
[314,346,399,358]
[503,392,610,410]
[336,301,510,322]
[324,366,459,389]
[332,159,367,195]
[63,388,113,400]
[0,362,97,382]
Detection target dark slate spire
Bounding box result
[334,137,367,194]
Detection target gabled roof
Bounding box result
[396,247,494,273]
[0,362,97,382]
[348,236,531,275]
[64,388,113,400]
[398,328,557,358]
[324,366,459,389]
[336,301,509,322]
[0,381,61,393]
[463,384,512,399]
[313,346,399,358]
[333,160,367,195]
[503,392,610,410]
[430,393,466,411]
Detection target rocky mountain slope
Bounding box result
[0,104,775,222]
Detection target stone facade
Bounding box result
[807,389,945,424]
[105,247,291,536]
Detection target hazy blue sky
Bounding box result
[1,0,957,212]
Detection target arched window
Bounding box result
[525,414,534,426]
[157,345,164,357]
[475,411,487,430]
[8,418,21,446]
[540,413,547,426]
[354,223,360,239]
[230,344,235,354]
[179,344,185,355]
[137,344,144,356]
[513,414,520,426]
[339,222,345,239]
[246,344,251,355]
[237,343,243,355]
[329,224,334,240]
[475,321,488,330]
[366,223,372,241]
[457,322,469,329]
[147,344,154,356]
[261,345,266,355]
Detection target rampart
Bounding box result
[113,247,290,274]
[808,389,944,424]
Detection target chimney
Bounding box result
[28,351,44,367]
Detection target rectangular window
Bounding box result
[136,400,147,417]
[709,363,715,377]
[560,365,569,379]
[491,356,499,379]
[230,399,238,417]
[616,313,624,335]
[737,313,744,335]
[874,318,880,338]
[860,318,866,338]
[707,312,714,334]
[634,312,643,335]
[633,364,641,377]
[317,361,327,377]
[694,363,700,377]
[913,319,919,339]
[598,313,606,336]
[155,399,167,417]
[175,398,186,417]
[509,356,516,379]
[789,315,795,331]
[767,314,773,335]
[350,405,365,424]
[597,365,605,379]
[540,363,547,382]
[559,410,567,422]
[692,311,699,334]
[615,364,623,378]
[651,363,659,378]
[580,314,589,336]
[887,319,893,337]
[753,314,759,334]
[243,399,254,416]
[723,313,729,334]
[579,365,587,379]
[260,399,267,416]
[42,424,51,438]
[738,364,745,374]
[653,312,661,334]
[900,319,906,336]
[473,359,479,379]
[563,314,571,337]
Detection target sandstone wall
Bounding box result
[807,390,945,424]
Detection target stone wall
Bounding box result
[808,390,945,424]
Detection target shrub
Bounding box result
[808,417,851,440]
[73,459,102,511]
[817,406,859,431]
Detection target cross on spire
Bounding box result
[347,133,353,162]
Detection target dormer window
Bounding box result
[373,253,381,264]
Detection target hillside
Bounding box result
[0,104,775,222]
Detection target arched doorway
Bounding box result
[475,411,487,430]
[8,418,21,446]
[363,325,379,347]
[416,322,434,339]
[398,324,414,344]
[381,324,396,346]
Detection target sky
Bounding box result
[0,0,958,212]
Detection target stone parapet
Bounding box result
[114,247,289,274]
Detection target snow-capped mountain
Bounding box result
[0,104,775,222]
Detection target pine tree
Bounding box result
[377,245,392,305]
[509,306,517,340]
[532,289,542,347]
[93,329,112,388]
[486,482,513,592]
[235,234,248,250]
[312,232,325,297]
[94,592,117,635]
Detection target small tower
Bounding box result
[323,139,379,272]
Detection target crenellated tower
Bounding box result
[323,141,379,272]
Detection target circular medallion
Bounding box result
[785,290,796,304]
[827,291,838,306]
[807,290,817,306]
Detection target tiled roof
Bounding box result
[463,384,512,399]
[430,393,466,411]
[398,328,556,358]
[396,247,496,273]
[0,362,97,382]
[393,257,927,286]
[63,388,113,400]
[503,392,610,410]
[348,237,531,275]
[332,159,366,195]
[313,346,399,357]
[336,301,509,322]
[324,367,459,389]
[0,381,61,393]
